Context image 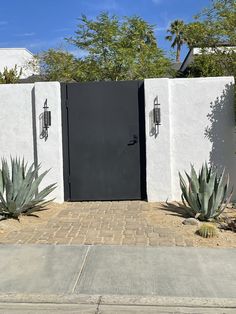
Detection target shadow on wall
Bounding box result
[204,82,236,188]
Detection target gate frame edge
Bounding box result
[61,83,70,201]
[138,80,147,200]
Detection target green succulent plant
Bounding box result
[0,157,56,219]
[179,163,232,221]
[197,223,218,238]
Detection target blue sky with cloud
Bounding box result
[0,0,211,61]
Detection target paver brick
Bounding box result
[0,201,193,247]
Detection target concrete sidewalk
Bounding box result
[0,245,235,313]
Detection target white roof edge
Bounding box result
[0,48,34,56]
[170,76,235,82]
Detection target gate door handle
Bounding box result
[128,135,138,146]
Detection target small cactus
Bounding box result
[197,223,218,238]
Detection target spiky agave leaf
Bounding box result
[0,169,4,194]
[179,172,189,202]
[16,183,56,216]
[189,164,199,193]
[14,163,37,208]
[179,162,232,221]
[198,176,210,218]
[0,157,56,219]
[21,169,50,205]
[215,178,233,218]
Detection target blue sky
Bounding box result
[0,0,211,61]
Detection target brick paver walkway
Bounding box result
[0,201,193,246]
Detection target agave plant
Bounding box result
[179,163,232,221]
[0,158,56,219]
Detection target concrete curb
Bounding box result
[0,294,99,304]
[101,295,236,308]
[0,294,235,309]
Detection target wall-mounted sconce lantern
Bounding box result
[40,99,51,141]
[153,96,161,127]
[151,96,161,138]
[149,96,161,138]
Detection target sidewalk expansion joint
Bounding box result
[95,295,102,314]
[71,245,91,293]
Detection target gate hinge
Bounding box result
[65,99,69,108]
[68,176,71,184]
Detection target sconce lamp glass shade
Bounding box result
[153,105,161,125]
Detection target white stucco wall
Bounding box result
[0,77,234,204]
[34,82,64,203]
[145,76,236,202]
[0,82,63,203]
[170,77,236,200]
[144,79,172,201]
[0,83,34,162]
[0,48,38,79]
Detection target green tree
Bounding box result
[41,12,171,82]
[184,0,235,48]
[0,65,22,84]
[186,51,236,78]
[182,0,236,78]
[165,20,185,62]
[183,22,214,48]
[39,49,79,82]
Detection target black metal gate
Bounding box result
[61,81,146,201]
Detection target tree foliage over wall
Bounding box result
[40,13,172,82]
[0,66,22,84]
[40,50,79,82]
[184,0,235,47]
[41,1,234,81]
[186,51,236,78]
[182,0,236,78]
